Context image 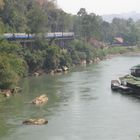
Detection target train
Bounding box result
[2,32,75,40]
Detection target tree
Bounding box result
[77,8,87,16]
[75,9,101,41]
[0,0,28,32]
[27,3,48,33]
[110,18,140,45]
[100,21,112,42]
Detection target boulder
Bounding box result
[23,118,48,125]
[62,66,69,71]
[94,57,100,63]
[31,94,48,105]
[33,72,40,77]
[55,68,63,73]
[0,87,22,97]
[81,60,87,66]
[0,89,13,97]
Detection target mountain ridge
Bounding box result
[102,11,140,22]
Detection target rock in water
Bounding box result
[23,118,48,125]
[31,94,48,105]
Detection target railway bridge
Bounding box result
[2,32,75,47]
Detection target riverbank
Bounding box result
[100,46,140,60]
[31,46,140,76]
[86,46,140,63]
[0,41,140,93]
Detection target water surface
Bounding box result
[1,54,140,140]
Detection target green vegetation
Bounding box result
[0,0,140,89]
[0,42,27,89]
[103,46,137,55]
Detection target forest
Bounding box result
[0,0,140,89]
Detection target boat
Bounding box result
[111,64,140,94]
[111,80,132,93]
[111,80,121,91]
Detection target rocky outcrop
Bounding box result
[80,60,87,66]
[33,72,40,77]
[62,66,69,71]
[0,89,13,97]
[94,57,101,63]
[55,68,63,73]
[0,87,22,97]
[23,118,48,125]
[31,94,48,105]
[53,66,69,73]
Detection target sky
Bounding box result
[57,0,140,15]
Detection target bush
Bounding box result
[0,40,22,54]
[59,52,72,67]
[44,45,61,69]
[0,53,27,89]
[24,50,45,72]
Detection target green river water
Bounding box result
[1,54,140,140]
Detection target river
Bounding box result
[1,54,140,140]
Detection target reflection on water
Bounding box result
[1,54,140,140]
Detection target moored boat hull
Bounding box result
[111,80,133,93]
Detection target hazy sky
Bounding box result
[57,0,140,15]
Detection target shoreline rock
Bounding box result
[0,87,22,97]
